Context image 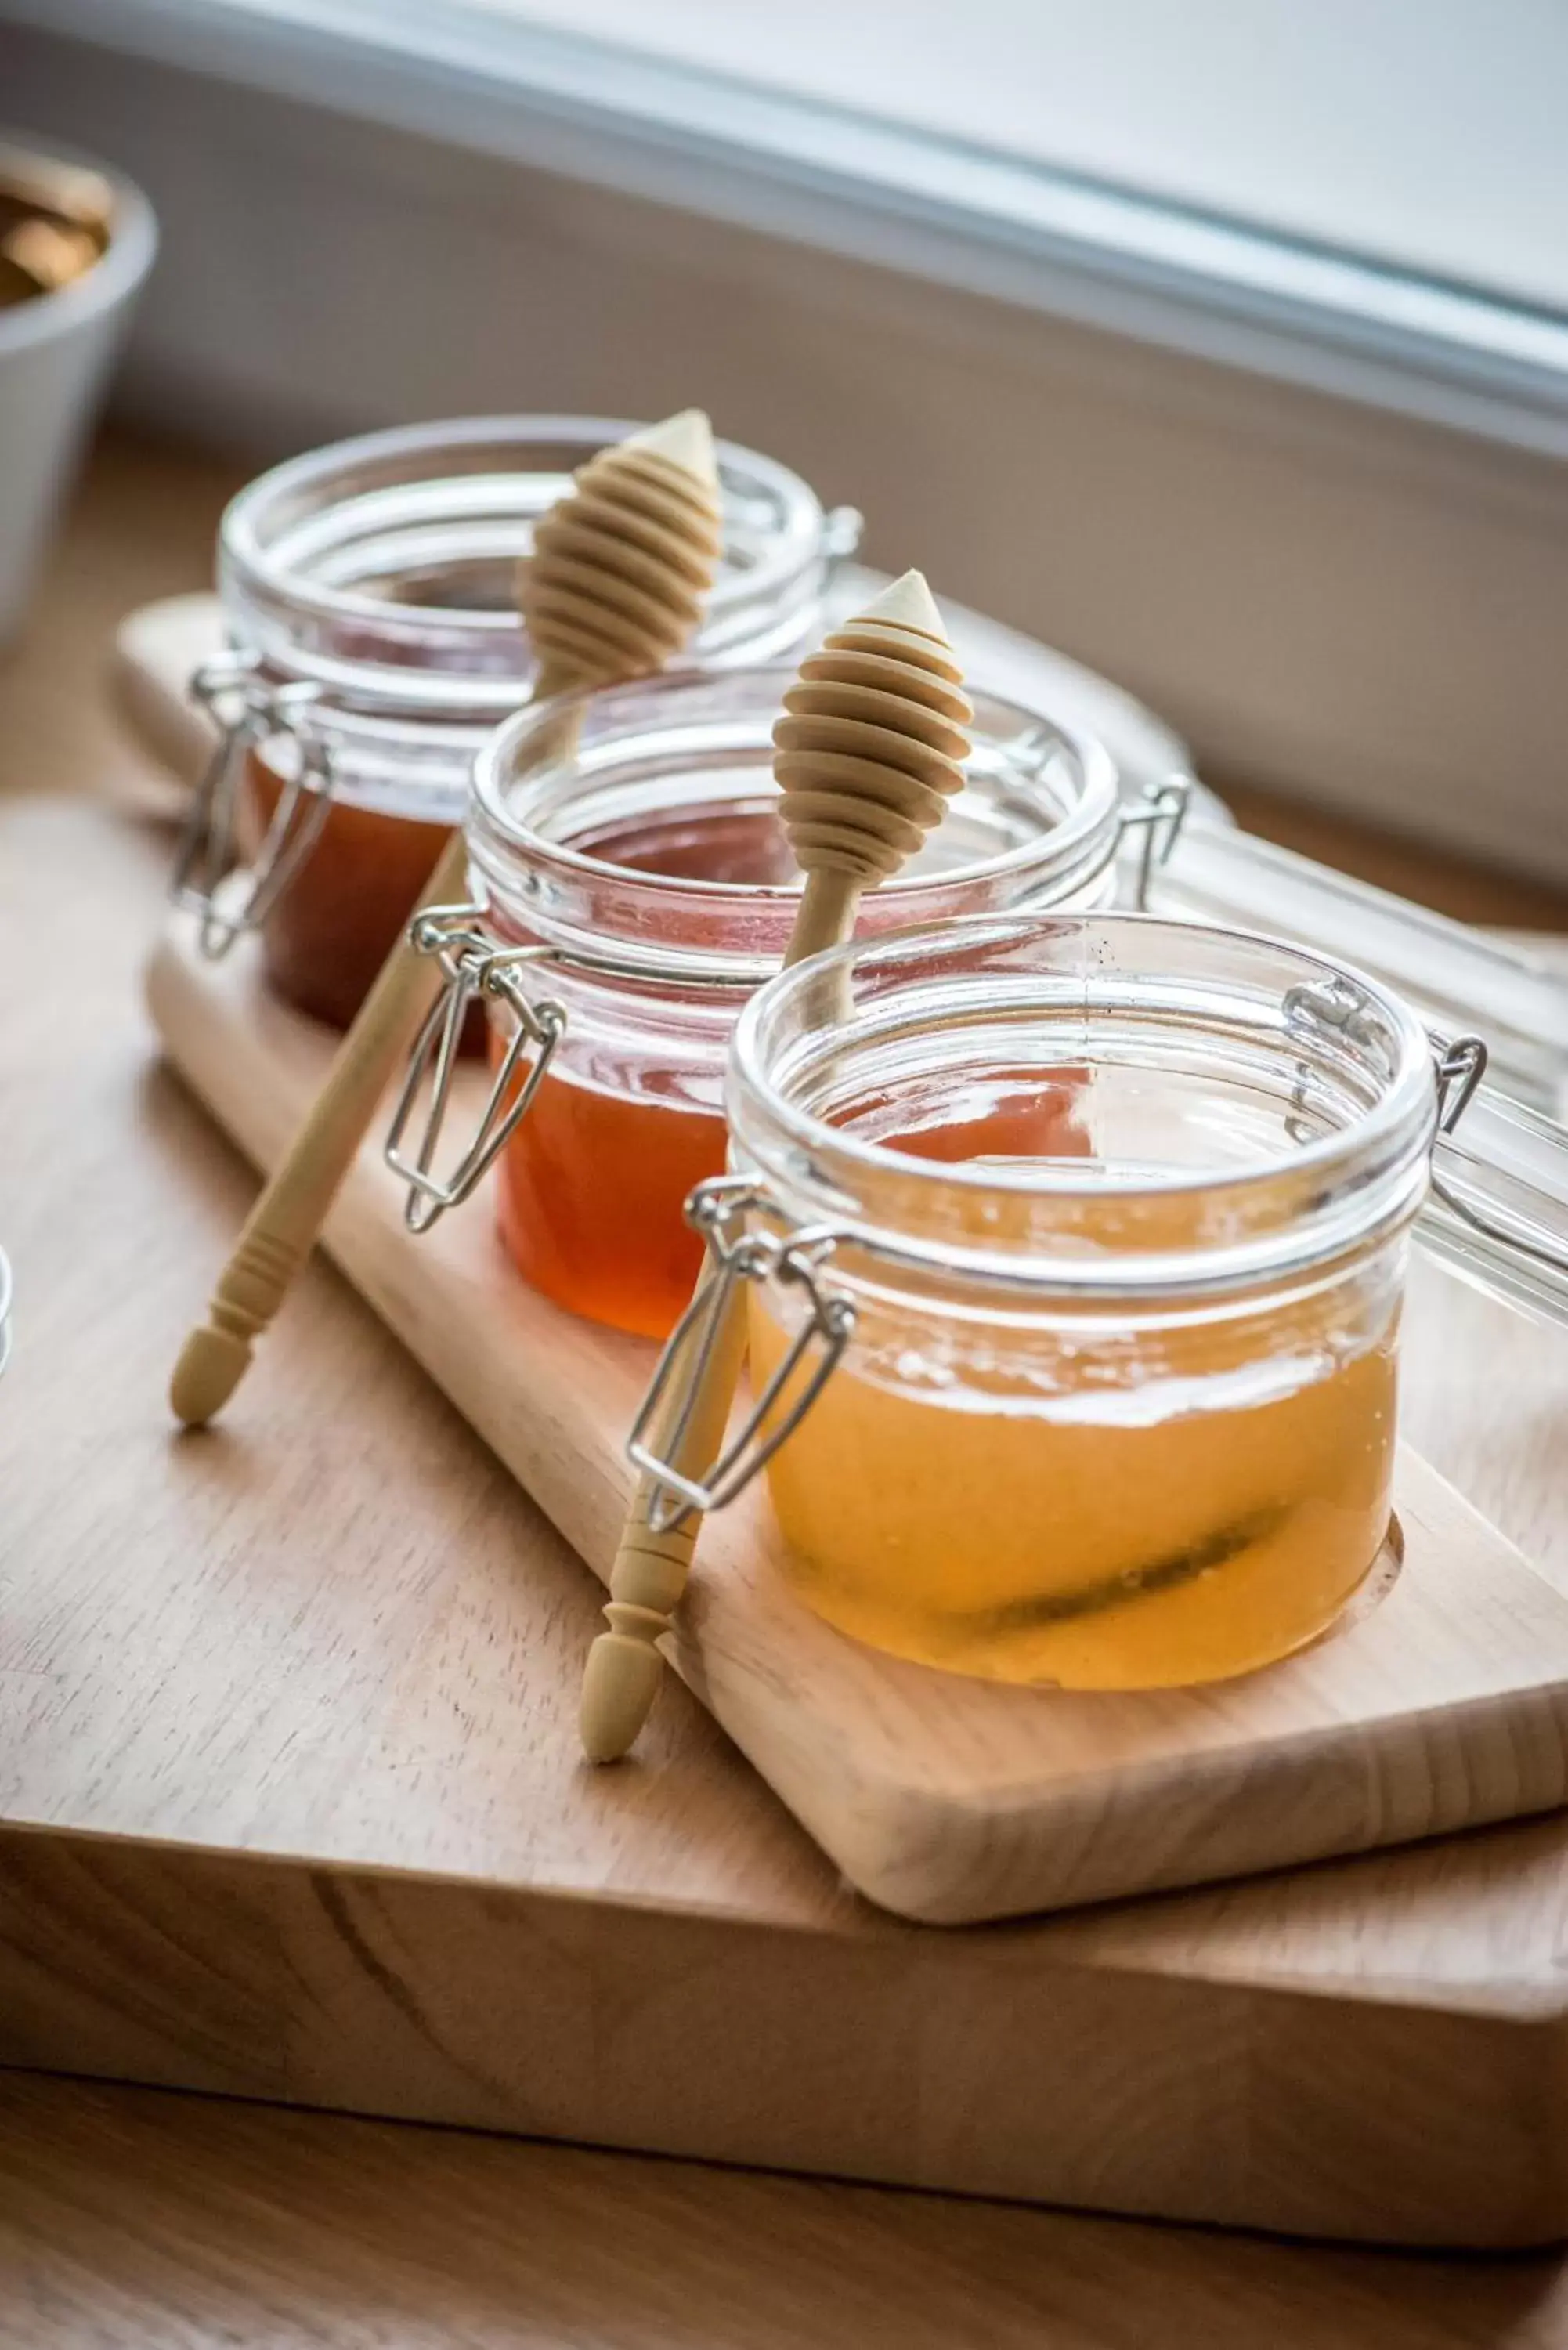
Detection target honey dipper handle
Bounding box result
[166,410,723,1432]
[583,569,973,1760]
[580,1268,750,1763]
[778,867,859,964]
[580,865,863,1762]
[168,826,469,1426]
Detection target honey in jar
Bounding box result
[244,750,454,1028]
[411,664,1131,1339]
[748,1211,1398,1690]
[720,914,1437,1691]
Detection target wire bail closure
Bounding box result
[383,905,566,1234]
[170,656,334,958]
[1433,1035,1487,1133]
[823,505,865,576]
[1425,1032,1565,1284]
[1122,776,1190,909]
[627,1175,857,1534]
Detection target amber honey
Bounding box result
[490,797,893,1338]
[485,794,758,1336]
[460,670,1128,1340]
[245,750,455,1029]
[496,1072,726,1340]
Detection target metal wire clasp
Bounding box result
[383,906,566,1234]
[1122,775,1190,909]
[1425,1033,1565,1269]
[170,656,334,958]
[824,505,865,580]
[1425,1034,1568,1290]
[627,1176,857,1534]
[1433,1035,1487,1133]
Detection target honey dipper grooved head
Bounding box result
[521,411,724,693]
[623,408,717,481]
[772,569,973,884]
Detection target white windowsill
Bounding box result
[6,2,1567,880]
[11,0,1568,460]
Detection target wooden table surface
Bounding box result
[5,428,1568,2345]
[19,2067,1568,2350]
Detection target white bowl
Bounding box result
[0,134,157,642]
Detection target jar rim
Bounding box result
[473,663,1119,897]
[219,414,833,711]
[727,913,1438,1295]
[466,664,1126,989]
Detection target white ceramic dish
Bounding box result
[0,133,156,641]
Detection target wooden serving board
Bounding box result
[13,797,1568,2252]
[144,913,1568,1925]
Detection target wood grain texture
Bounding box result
[110,590,223,791]
[12,2074,1568,2350]
[2,434,244,819]
[6,792,1568,2247]
[144,912,1568,1927]
[520,407,722,683]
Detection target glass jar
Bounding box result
[173,415,862,1025]
[385,668,1174,1343]
[649,915,1459,1692]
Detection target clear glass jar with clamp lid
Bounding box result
[625,913,1568,1691]
[171,415,863,1027]
[381,668,1187,1341]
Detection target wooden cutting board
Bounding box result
[12,797,1568,2251]
[143,914,1568,1925]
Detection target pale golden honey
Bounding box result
[746,1087,1398,1689]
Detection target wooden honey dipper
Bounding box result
[580,569,973,1761]
[169,411,723,1427]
